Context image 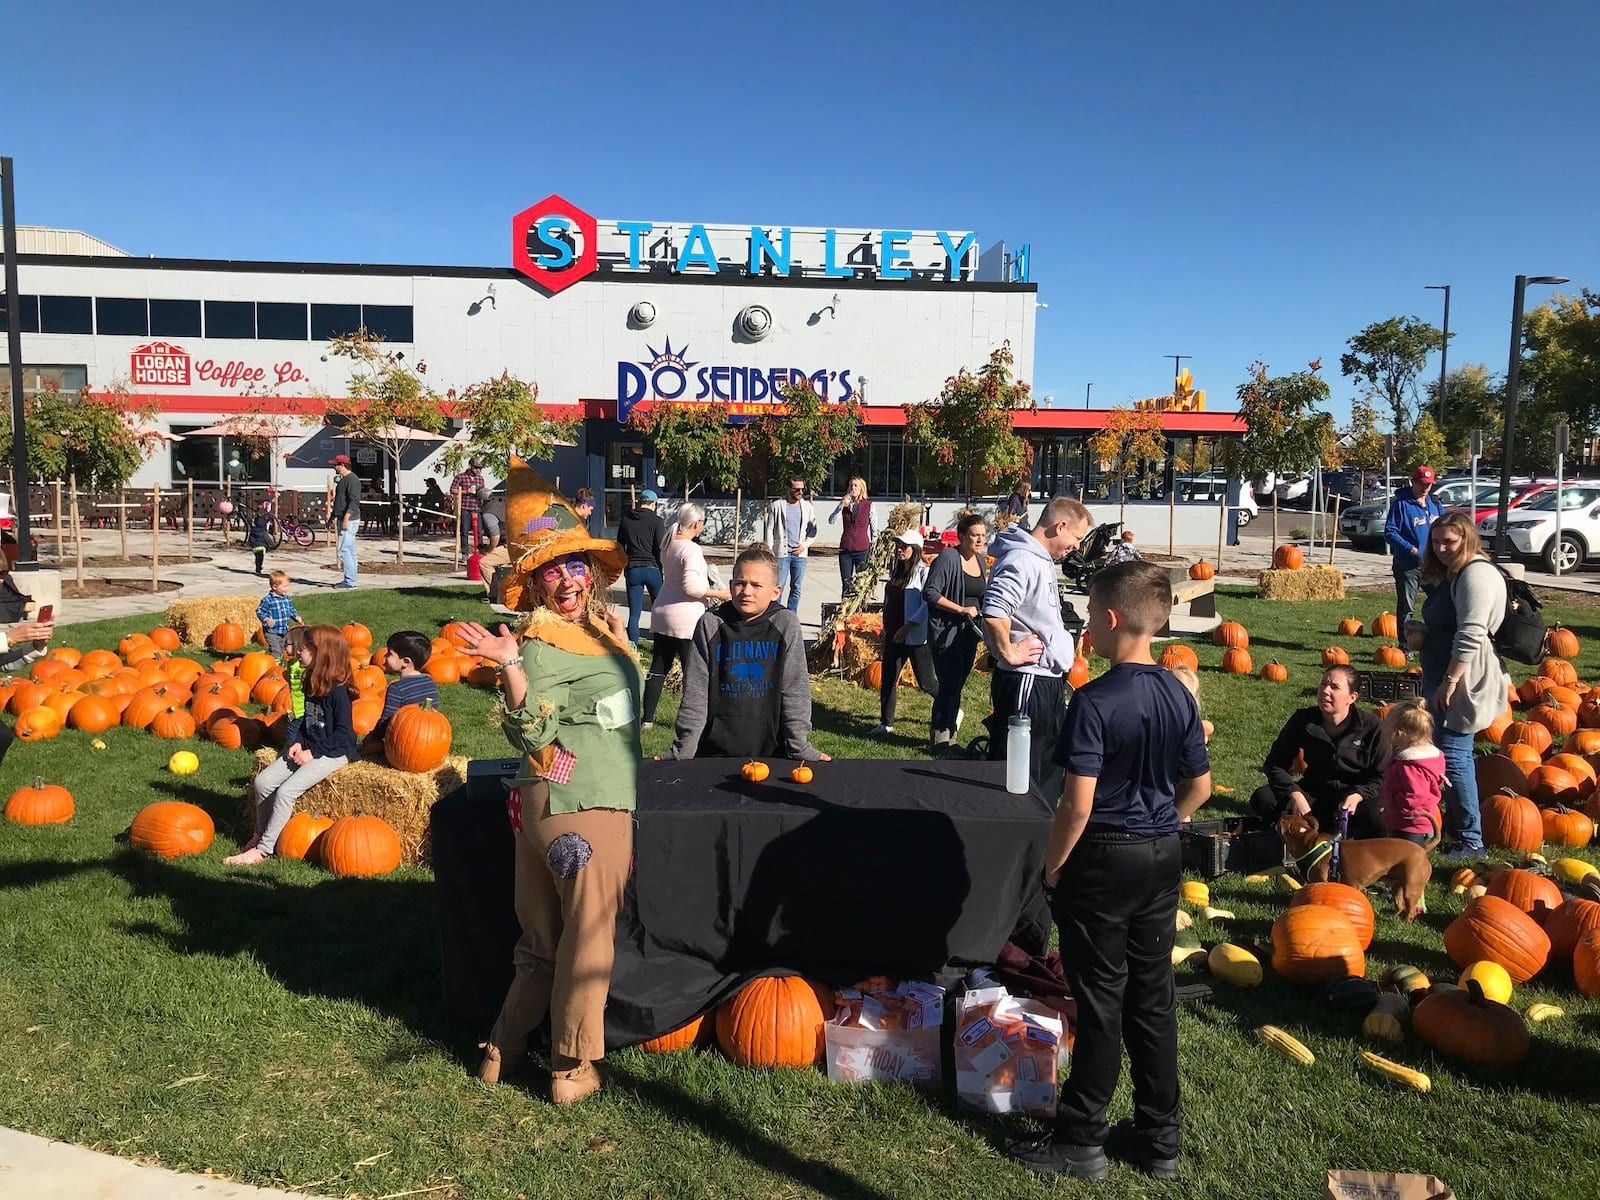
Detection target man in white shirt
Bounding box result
[764,476,816,614]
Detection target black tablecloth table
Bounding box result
[431,757,1054,1049]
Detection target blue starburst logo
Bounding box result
[640,337,697,373]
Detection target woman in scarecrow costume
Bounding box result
[459,458,640,1105]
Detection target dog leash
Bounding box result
[1330,809,1350,882]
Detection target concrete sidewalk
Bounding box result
[0,1128,320,1198]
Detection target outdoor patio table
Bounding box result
[431,757,1054,1048]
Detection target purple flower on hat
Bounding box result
[523,516,558,535]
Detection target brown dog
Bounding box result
[1276,811,1437,921]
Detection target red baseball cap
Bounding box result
[1412,466,1435,484]
[330,454,352,466]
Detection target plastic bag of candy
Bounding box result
[953,984,1069,1116]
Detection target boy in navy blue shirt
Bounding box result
[1009,560,1211,1182]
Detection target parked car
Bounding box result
[1275,474,1312,507]
[1337,478,1501,552]
[1176,471,1256,525]
[1460,481,1553,526]
[1479,485,1600,573]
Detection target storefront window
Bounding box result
[150,299,202,337]
[171,427,221,486]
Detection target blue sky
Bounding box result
[8,1,1597,423]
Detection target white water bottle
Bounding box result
[1006,714,1032,794]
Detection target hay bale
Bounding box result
[1258,564,1346,601]
[165,596,264,647]
[246,749,468,865]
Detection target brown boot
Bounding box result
[475,1042,505,1085]
[550,1060,602,1106]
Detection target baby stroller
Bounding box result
[1061,520,1124,590]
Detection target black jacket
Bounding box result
[617,506,666,569]
[1263,704,1383,814]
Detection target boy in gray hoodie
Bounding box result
[981,497,1094,794]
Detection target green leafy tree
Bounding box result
[325,329,447,564]
[748,379,863,493]
[1341,397,1387,498]
[1522,290,1600,437]
[1339,316,1446,442]
[438,371,575,478]
[1424,363,1502,461]
[0,379,156,490]
[1406,413,1449,473]
[1224,360,1339,542]
[902,342,1033,499]
[1090,405,1167,523]
[628,401,748,494]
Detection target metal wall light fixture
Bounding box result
[628,300,657,329]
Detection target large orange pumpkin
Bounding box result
[1158,644,1199,672]
[1566,728,1600,754]
[1270,906,1366,987]
[122,687,170,730]
[1527,764,1584,807]
[1485,868,1565,924]
[118,632,153,659]
[1221,647,1253,675]
[425,654,463,685]
[149,705,197,740]
[1337,616,1364,637]
[318,814,403,877]
[1482,789,1544,852]
[207,712,259,750]
[9,681,54,715]
[1519,676,1554,707]
[714,975,832,1068]
[1443,894,1550,981]
[1548,899,1600,962]
[1290,882,1375,950]
[4,778,74,825]
[129,800,215,858]
[1530,703,1578,739]
[41,689,86,720]
[1260,660,1289,683]
[1503,721,1553,756]
[863,661,884,690]
[353,665,387,694]
[1502,743,1542,774]
[341,622,374,651]
[383,700,452,772]
[1544,684,1582,712]
[147,627,181,651]
[276,812,335,862]
[1538,657,1578,688]
[1272,544,1304,571]
[209,622,247,652]
[28,659,68,685]
[15,706,64,741]
[1480,708,1516,746]
[67,694,120,733]
[1545,752,1597,790]
[1412,980,1530,1069]
[1212,620,1249,649]
[1541,806,1595,848]
[236,652,278,689]
[79,649,122,676]
[44,646,82,667]
[639,1013,707,1053]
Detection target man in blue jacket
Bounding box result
[1383,464,1442,621]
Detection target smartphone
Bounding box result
[37,604,53,624]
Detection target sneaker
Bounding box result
[869,724,894,735]
[955,707,965,732]
[1004,1133,1109,1179]
[640,721,654,731]
[333,582,357,590]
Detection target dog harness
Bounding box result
[1293,810,1351,881]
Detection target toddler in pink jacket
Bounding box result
[1379,699,1445,846]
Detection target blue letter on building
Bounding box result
[880,230,913,280]
[937,231,977,281]
[676,224,720,274]
[616,221,653,270]
[533,216,575,269]
[822,229,853,278]
[748,227,792,276]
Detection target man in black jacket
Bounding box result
[617,489,666,644]
[1249,664,1385,839]
[330,455,363,590]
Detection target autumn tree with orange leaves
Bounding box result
[902,342,1033,501]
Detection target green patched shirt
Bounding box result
[499,609,641,814]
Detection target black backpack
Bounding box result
[1460,560,1546,664]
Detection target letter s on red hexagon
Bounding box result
[511,194,597,295]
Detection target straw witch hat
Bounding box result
[499,456,626,612]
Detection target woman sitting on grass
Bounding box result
[225,624,357,867]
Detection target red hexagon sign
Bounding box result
[511,194,597,295]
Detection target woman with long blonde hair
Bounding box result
[829,475,875,596]
[1408,511,1508,855]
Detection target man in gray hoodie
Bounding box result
[982,496,1093,794]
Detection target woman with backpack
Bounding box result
[1405,512,1509,856]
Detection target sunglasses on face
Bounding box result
[536,556,591,585]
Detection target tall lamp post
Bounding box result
[1425,284,1450,426]
[2,156,36,567]
[1493,274,1569,560]
[1084,382,1094,408]
[1168,354,1191,387]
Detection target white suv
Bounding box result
[1479,484,1600,573]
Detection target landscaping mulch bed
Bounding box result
[59,577,184,598]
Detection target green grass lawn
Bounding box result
[1,583,1599,1199]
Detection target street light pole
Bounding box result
[2,156,36,567]
[1425,284,1450,427]
[1494,274,1569,560]
[1085,382,1093,408]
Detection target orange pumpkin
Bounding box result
[207,712,259,751]
[236,652,278,689]
[9,681,54,715]
[15,706,63,741]
[1576,932,1600,999]
[441,621,475,649]
[741,760,771,782]
[1502,743,1543,773]
[1158,644,1199,672]
[25,658,66,684]
[1546,625,1581,658]
[638,1014,707,1053]
[863,661,884,690]
[1289,881,1375,950]
[43,646,82,668]
[41,690,85,720]
[4,778,74,825]
[1374,645,1406,668]
[251,676,288,708]
[1260,660,1289,683]
[790,764,814,784]
[1480,708,1515,746]
[341,622,374,651]
[1337,617,1364,637]
[147,627,181,651]
[714,975,831,1068]
[1272,544,1304,571]
[1541,806,1595,848]
[67,693,119,733]
[383,700,452,772]
[1212,621,1249,649]
[425,655,463,685]
[319,814,403,877]
[1321,646,1350,667]
[1188,561,1214,580]
[1528,764,1584,807]
[1546,752,1596,790]
[1067,657,1090,689]
[129,800,214,858]
[1538,657,1578,688]
[190,683,241,727]
[1443,894,1550,981]
[1373,612,1399,639]
[1567,728,1600,754]
[1503,721,1554,756]
[121,688,169,730]
[353,665,387,694]
[275,813,334,862]
[1221,647,1253,675]
[1546,898,1600,960]
[150,705,198,740]
[1520,676,1555,706]
[351,697,384,738]
[1485,867,1565,925]
[79,649,122,676]
[1270,906,1366,987]
[209,622,247,652]
[1545,684,1582,712]
[1482,789,1544,852]
[118,633,154,659]
[1530,703,1578,739]
[1413,979,1530,1069]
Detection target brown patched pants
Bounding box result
[487,780,633,1064]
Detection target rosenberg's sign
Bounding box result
[617,337,854,423]
[512,194,1007,295]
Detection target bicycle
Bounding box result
[260,489,321,550]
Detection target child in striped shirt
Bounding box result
[375,630,440,740]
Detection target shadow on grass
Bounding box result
[392,585,482,602]
[106,848,452,1044]
[0,857,109,891]
[604,1060,904,1200]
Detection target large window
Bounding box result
[311,302,362,340]
[362,304,414,342]
[150,298,202,337]
[204,300,255,339]
[0,293,40,332]
[95,297,149,336]
[256,301,308,340]
[0,364,89,397]
[38,295,93,333]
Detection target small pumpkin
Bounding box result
[1546,625,1581,658]
[1412,978,1530,1069]
[129,800,215,858]
[1530,703,1578,739]
[639,1014,708,1053]
[1321,646,1351,667]
[1221,647,1253,675]
[714,975,831,1068]
[1541,805,1595,848]
[1374,645,1407,668]
[166,750,200,776]
[275,811,334,862]
[341,621,374,650]
[1272,543,1304,571]
[1481,789,1544,853]
[209,622,247,652]
[790,764,814,784]
[4,778,74,825]
[1537,657,1578,688]
[1259,660,1289,683]
[351,696,384,738]
[1158,644,1200,672]
[1373,612,1399,639]
[741,761,771,783]
[1502,743,1543,774]
[148,626,182,652]
[150,705,198,740]
[1188,560,1214,580]
[425,655,464,685]
[318,814,403,877]
[1337,617,1364,637]
[862,661,884,690]
[1067,657,1090,689]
